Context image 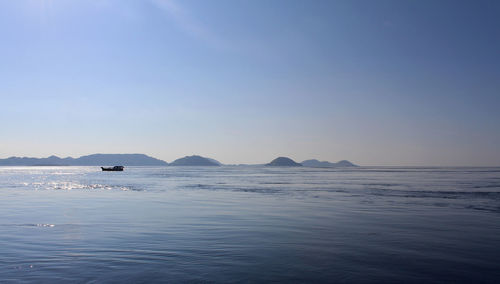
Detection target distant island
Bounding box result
[170,155,221,166]
[301,159,358,168]
[0,154,168,166]
[0,154,357,167]
[266,157,303,167]
[265,157,358,167]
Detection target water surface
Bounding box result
[0,166,499,283]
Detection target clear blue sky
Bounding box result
[1,0,499,166]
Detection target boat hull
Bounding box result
[101,166,124,171]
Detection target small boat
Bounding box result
[101,166,124,171]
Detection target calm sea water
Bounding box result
[0,166,499,283]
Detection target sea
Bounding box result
[0,166,499,283]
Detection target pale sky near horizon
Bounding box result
[1,0,499,166]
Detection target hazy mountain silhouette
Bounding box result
[0,154,358,167]
[0,154,168,166]
[170,155,221,166]
[301,159,358,167]
[335,160,357,167]
[73,154,167,166]
[266,157,302,167]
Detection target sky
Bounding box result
[0,0,499,166]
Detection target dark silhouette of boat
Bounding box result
[101,166,124,171]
